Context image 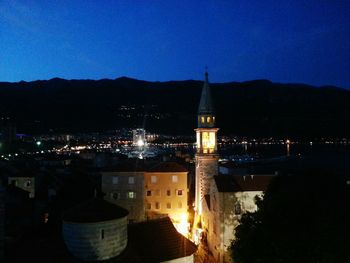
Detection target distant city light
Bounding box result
[137,139,145,147]
[36,141,42,146]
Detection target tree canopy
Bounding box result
[231,171,350,263]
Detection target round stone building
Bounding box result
[62,198,129,261]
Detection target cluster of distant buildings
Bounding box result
[0,72,279,263]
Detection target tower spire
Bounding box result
[198,70,214,115]
[194,70,219,217]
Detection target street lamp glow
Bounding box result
[36,141,42,146]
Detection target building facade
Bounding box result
[201,175,274,263]
[7,176,35,198]
[101,162,189,234]
[144,162,189,236]
[101,171,145,222]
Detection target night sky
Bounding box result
[1,1,350,88]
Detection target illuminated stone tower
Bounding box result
[195,71,219,215]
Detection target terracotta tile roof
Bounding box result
[214,174,275,192]
[62,198,129,223]
[147,162,188,173]
[128,217,197,262]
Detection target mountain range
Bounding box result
[1,77,349,138]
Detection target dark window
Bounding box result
[234,203,242,215]
[112,192,119,200]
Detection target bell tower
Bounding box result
[195,71,219,215]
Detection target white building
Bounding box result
[201,174,274,263]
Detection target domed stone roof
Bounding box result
[62,198,129,223]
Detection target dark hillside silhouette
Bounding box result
[1,77,349,138]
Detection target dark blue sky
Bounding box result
[1,1,350,88]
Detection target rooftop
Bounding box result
[6,217,197,263]
[101,159,150,172]
[214,174,275,192]
[128,217,197,262]
[62,198,129,223]
[147,162,188,173]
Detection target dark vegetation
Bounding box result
[231,170,350,263]
[1,77,350,138]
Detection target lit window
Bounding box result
[172,175,178,183]
[166,203,171,209]
[146,190,152,196]
[155,189,161,196]
[207,117,211,123]
[147,203,151,210]
[201,116,205,123]
[128,176,135,184]
[176,189,183,196]
[151,175,157,183]
[166,190,171,196]
[202,131,215,153]
[178,202,182,209]
[127,191,136,199]
[112,176,119,184]
[155,202,160,209]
